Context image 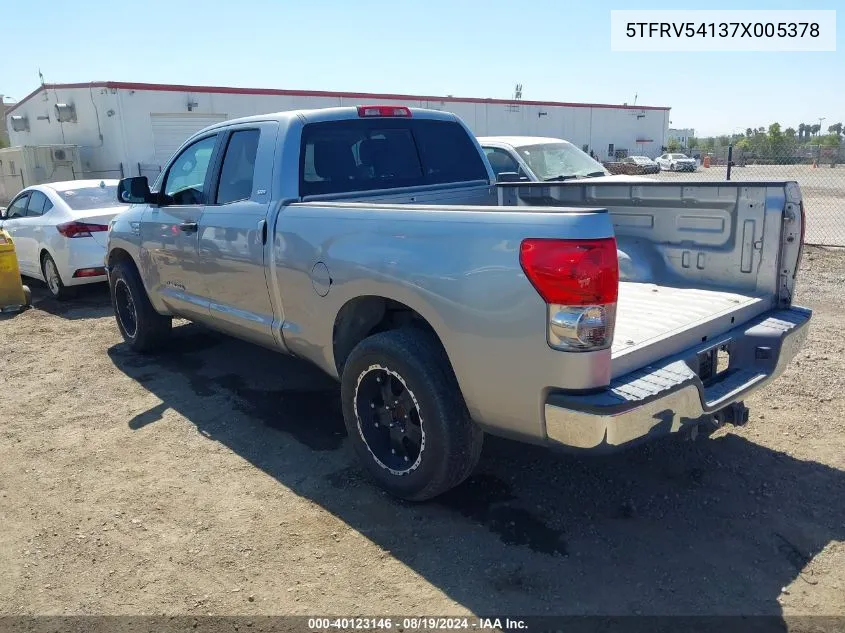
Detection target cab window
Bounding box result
[162,135,218,205]
[215,129,261,205]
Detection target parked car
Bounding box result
[619,155,660,174]
[477,136,654,183]
[108,105,810,501]
[0,180,128,299]
[656,153,697,172]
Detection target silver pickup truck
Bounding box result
[107,105,810,501]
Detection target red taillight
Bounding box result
[519,238,619,305]
[56,222,109,238]
[72,267,106,278]
[357,105,412,118]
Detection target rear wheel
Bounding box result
[109,260,172,352]
[340,329,483,501]
[41,253,74,301]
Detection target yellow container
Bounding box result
[0,228,30,311]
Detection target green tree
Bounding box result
[784,127,797,139]
[819,134,841,147]
[687,136,699,149]
[810,124,821,136]
[667,137,681,152]
[0,137,8,149]
[829,122,843,138]
[746,127,753,137]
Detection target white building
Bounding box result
[667,127,695,148]
[6,81,671,180]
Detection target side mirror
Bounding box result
[117,177,155,204]
[0,207,6,220]
[497,171,523,183]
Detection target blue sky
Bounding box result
[1,0,840,136]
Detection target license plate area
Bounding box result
[698,343,731,385]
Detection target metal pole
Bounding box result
[119,162,124,179]
[726,144,733,181]
[137,162,142,177]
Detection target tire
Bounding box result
[41,252,75,301]
[109,260,172,353]
[340,328,484,501]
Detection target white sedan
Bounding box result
[656,153,697,172]
[477,136,655,183]
[0,180,128,300]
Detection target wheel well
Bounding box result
[332,296,447,375]
[107,248,138,273]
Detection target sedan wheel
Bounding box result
[41,253,74,301]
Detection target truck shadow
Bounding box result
[107,324,845,620]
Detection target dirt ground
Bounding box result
[0,247,843,619]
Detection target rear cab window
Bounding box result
[299,117,489,197]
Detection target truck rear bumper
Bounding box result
[544,306,811,452]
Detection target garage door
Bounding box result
[150,114,228,168]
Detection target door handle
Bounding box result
[179,221,198,233]
[258,219,267,244]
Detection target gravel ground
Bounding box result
[0,246,843,619]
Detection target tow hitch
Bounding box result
[685,401,750,441]
[713,401,750,427]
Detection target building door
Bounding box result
[150,114,228,169]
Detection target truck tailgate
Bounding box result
[612,283,771,378]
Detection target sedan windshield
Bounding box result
[57,184,126,211]
[515,142,609,181]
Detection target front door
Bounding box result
[1,192,35,274]
[199,123,277,347]
[141,133,220,322]
[19,190,54,275]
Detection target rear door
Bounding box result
[199,122,278,347]
[141,133,221,321]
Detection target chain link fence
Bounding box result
[70,165,125,180]
[639,144,845,247]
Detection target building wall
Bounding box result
[668,127,695,148]
[8,85,670,176]
[0,96,10,146]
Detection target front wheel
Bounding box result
[340,329,484,501]
[109,260,172,353]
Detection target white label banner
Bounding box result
[610,10,837,52]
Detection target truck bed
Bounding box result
[612,282,770,378]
